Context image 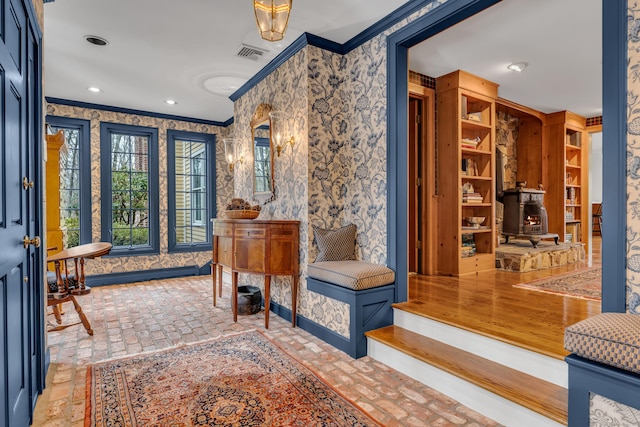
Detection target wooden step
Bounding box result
[366,325,567,425]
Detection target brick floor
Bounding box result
[31,276,503,427]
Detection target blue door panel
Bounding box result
[7,264,28,427]
[6,0,23,73]
[0,275,6,427]
[0,0,40,426]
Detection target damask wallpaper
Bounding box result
[231,1,447,338]
[627,1,640,315]
[45,103,233,276]
[590,2,640,425]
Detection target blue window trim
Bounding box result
[167,130,216,253]
[100,122,160,256]
[45,115,92,246]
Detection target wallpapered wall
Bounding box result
[231,1,447,338]
[628,2,640,316]
[45,103,234,275]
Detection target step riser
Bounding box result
[394,309,567,387]
[368,339,565,427]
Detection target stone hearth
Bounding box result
[496,240,585,272]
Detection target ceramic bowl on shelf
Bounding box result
[464,216,486,228]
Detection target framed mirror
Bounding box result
[251,103,275,204]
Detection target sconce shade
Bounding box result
[254,0,292,42]
[223,138,241,171]
[269,110,290,156]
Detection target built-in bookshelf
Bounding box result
[544,111,589,245]
[436,70,497,276]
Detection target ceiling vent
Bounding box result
[235,44,269,61]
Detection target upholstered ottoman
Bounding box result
[564,313,640,426]
[305,261,396,358]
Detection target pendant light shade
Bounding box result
[254,0,292,42]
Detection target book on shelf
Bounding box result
[461,137,481,150]
[461,158,478,176]
[461,234,476,257]
[462,192,483,203]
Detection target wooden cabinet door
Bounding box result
[268,224,298,274]
[218,236,233,267]
[234,238,266,273]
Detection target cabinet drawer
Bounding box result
[270,225,297,238]
[235,225,266,238]
[214,222,233,237]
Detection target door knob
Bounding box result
[22,177,34,190]
[23,236,40,249]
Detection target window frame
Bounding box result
[167,130,216,253]
[100,122,159,256]
[46,115,92,247]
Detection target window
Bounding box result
[46,116,91,248]
[100,123,159,255]
[167,130,215,252]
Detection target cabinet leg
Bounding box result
[211,263,217,307]
[264,276,271,329]
[232,271,238,322]
[218,264,223,298]
[291,275,298,328]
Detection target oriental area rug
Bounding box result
[513,267,602,301]
[85,330,381,427]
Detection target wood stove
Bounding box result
[502,188,558,247]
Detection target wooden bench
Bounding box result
[564,313,640,426]
[305,261,395,358]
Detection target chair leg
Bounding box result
[52,304,62,324]
[69,295,93,336]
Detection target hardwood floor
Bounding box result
[401,237,602,359]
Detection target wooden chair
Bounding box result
[592,203,603,236]
[46,242,112,335]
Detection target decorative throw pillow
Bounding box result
[313,224,357,262]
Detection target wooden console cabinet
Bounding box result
[211,218,300,328]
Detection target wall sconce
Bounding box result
[269,110,295,157]
[223,138,243,172]
[254,0,292,42]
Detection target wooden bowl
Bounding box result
[224,209,260,219]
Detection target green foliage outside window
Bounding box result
[111,168,150,247]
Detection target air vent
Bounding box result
[235,44,269,61]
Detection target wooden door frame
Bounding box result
[409,83,436,275]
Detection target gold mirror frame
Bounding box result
[251,103,275,204]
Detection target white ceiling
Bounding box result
[43,0,602,123]
[409,0,602,118]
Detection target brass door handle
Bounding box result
[23,236,41,249]
[22,177,34,190]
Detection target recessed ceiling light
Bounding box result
[165,99,177,105]
[85,35,108,46]
[87,86,102,93]
[507,62,528,72]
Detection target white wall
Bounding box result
[590,131,603,204]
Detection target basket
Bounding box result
[224,209,260,219]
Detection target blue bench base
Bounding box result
[304,276,394,358]
[566,354,640,426]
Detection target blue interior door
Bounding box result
[0,0,43,426]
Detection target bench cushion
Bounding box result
[564,313,640,374]
[307,261,395,291]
